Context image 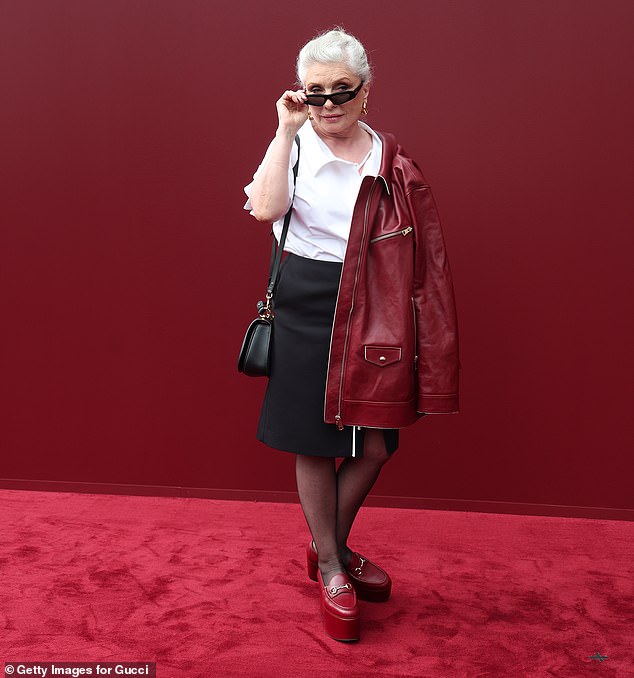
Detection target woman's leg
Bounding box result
[295,454,343,585]
[335,429,391,563]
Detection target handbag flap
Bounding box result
[238,317,272,376]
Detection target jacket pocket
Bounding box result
[369,226,413,244]
[364,345,402,367]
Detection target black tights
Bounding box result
[295,429,392,585]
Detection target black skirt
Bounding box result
[257,252,399,458]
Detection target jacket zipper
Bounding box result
[369,225,413,243]
[334,177,378,431]
[411,296,418,367]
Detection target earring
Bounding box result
[308,110,313,120]
[361,100,368,116]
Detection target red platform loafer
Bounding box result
[346,550,392,602]
[317,570,360,642]
[307,540,392,602]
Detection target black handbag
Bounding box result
[238,136,300,377]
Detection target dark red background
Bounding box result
[1,1,633,513]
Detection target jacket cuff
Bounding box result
[417,395,459,414]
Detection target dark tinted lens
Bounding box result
[330,91,354,105]
[305,94,327,106]
[304,88,359,107]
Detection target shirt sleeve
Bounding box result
[243,138,298,215]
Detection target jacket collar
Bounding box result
[375,130,397,195]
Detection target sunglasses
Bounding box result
[303,82,364,107]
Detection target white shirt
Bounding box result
[244,120,383,262]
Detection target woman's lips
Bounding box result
[321,114,343,120]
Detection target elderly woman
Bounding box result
[244,28,459,642]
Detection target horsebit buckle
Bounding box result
[329,583,352,595]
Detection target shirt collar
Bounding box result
[298,119,382,178]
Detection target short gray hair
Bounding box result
[296,28,372,86]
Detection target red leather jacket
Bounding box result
[324,131,460,429]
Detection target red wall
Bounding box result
[2,2,633,511]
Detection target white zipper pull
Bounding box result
[402,226,413,236]
[335,414,344,431]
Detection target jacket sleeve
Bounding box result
[407,184,460,413]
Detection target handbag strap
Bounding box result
[266,135,301,299]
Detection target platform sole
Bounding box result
[321,604,360,642]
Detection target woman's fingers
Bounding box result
[279,89,307,110]
[276,90,309,132]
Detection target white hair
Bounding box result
[296,28,372,86]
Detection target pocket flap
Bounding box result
[364,345,402,367]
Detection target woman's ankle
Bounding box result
[318,560,346,586]
[338,544,354,567]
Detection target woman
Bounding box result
[244,28,459,642]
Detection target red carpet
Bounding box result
[0,489,632,677]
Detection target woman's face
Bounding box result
[303,61,370,137]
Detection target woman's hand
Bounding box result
[276,89,309,135]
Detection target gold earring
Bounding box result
[362,100,368,116]
[308,110,313,120]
